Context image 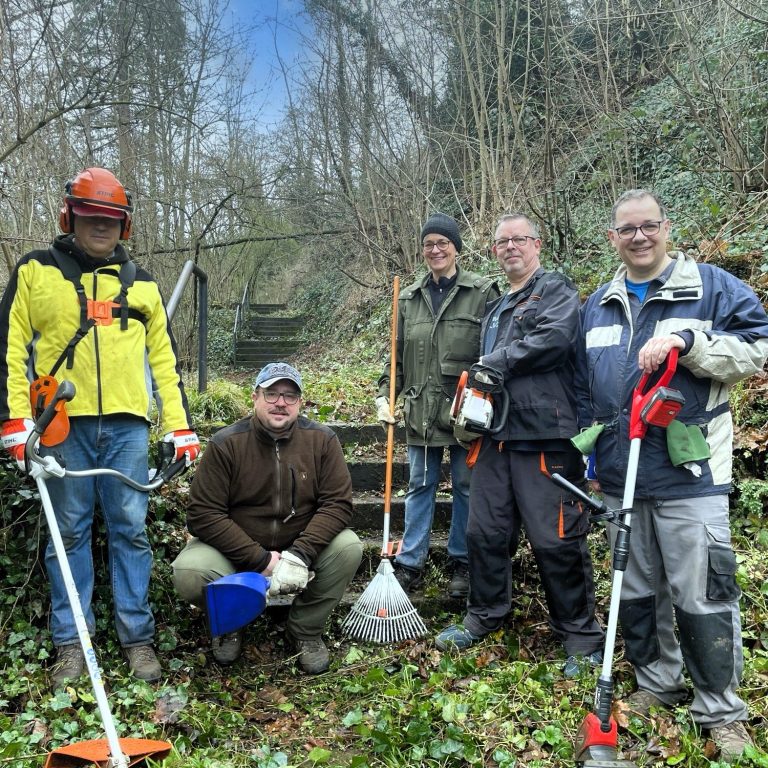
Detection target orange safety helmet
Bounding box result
[59,168,134,239]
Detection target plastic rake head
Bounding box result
[341,558,428,644]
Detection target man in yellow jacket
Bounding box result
[0,168,199,687]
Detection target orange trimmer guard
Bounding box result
[44,737,172,768]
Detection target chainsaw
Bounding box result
[450,363,509,438]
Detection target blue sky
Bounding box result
[225,0,310,128]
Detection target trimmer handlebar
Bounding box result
[549,472,616,522]
[630,347,683,439]
[32,380,75,436]
[25,380,187,491]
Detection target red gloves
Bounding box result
[2,418,35,470]
[163,429,200,465]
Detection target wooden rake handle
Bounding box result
[382,275,400,557]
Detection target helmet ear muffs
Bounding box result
[120,213,132,240]
[120,189,133,239]
[59,204,72,234]
[59,179,75,233]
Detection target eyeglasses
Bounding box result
[262,390,300,405]
[612,220,665,240]
[422,239,452,253]
[493,235,536,249]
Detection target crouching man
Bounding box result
[172,362,363,674]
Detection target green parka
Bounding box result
[378,266,500,446]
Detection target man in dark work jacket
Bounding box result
[436,214,604,679]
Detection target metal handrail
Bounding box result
[166,260,208,392]
[232,281,251,365]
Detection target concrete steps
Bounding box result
[234,306,305,369]
[326,420,458,615]
[323,421,454,536]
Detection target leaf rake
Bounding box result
[342,275,427,643]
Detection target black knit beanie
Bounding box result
[420,212,462,253]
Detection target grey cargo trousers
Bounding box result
[606,493,748,727]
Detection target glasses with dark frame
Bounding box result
[262,390,301,405]
[612,220,665,240]
[493,235,536,249]
[422,239,452,253]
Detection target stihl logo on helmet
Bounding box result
[59,167,134,239]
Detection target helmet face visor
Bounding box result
[71,202,126,219]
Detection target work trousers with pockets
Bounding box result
[464,442,604,655]
[605,493,747,727]
[172,528,362,640]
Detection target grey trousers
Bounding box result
[172,528,363,640]
[606,493,748,727]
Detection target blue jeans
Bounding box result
[43,416,154,647]
[395,444,470,571]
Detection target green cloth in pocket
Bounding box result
[571,424,605,455]
[666,420,711,466]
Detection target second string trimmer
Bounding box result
[547,349,684,767]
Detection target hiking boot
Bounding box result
[710,721,752,762]
[625,689,681,716]
[51,644,85,688]
[563,649,603,679]
[212,631,243,665]
[290,636,330,675]
[435,623,483,651]
[124,645,162,682]
[393,564,423,593]
[447,561,470,599]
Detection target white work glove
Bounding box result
[375,396,396,427]
[268,551,310,596]
[2,418,34,471]
[163,429,201,466]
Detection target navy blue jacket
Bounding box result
[574,252,768,500]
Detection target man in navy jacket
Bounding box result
[574,189,768,760]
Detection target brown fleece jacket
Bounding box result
[186,414,354,571]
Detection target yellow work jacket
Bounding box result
[0,235,191,432]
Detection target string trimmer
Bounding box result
[547,349,684,767]
[26,380,185,768]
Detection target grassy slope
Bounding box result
[1,317,767,767]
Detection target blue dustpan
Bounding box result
[205,572,269,636]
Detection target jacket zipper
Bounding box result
[92,271,103,414]
[283,466,297,523]
[270,442,282,548]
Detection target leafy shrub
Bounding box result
[207,308,237,372]
[185,379,251,430]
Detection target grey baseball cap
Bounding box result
[253,362,303,392]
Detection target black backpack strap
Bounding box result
[48,247,95,375]
[115,259,137,330]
